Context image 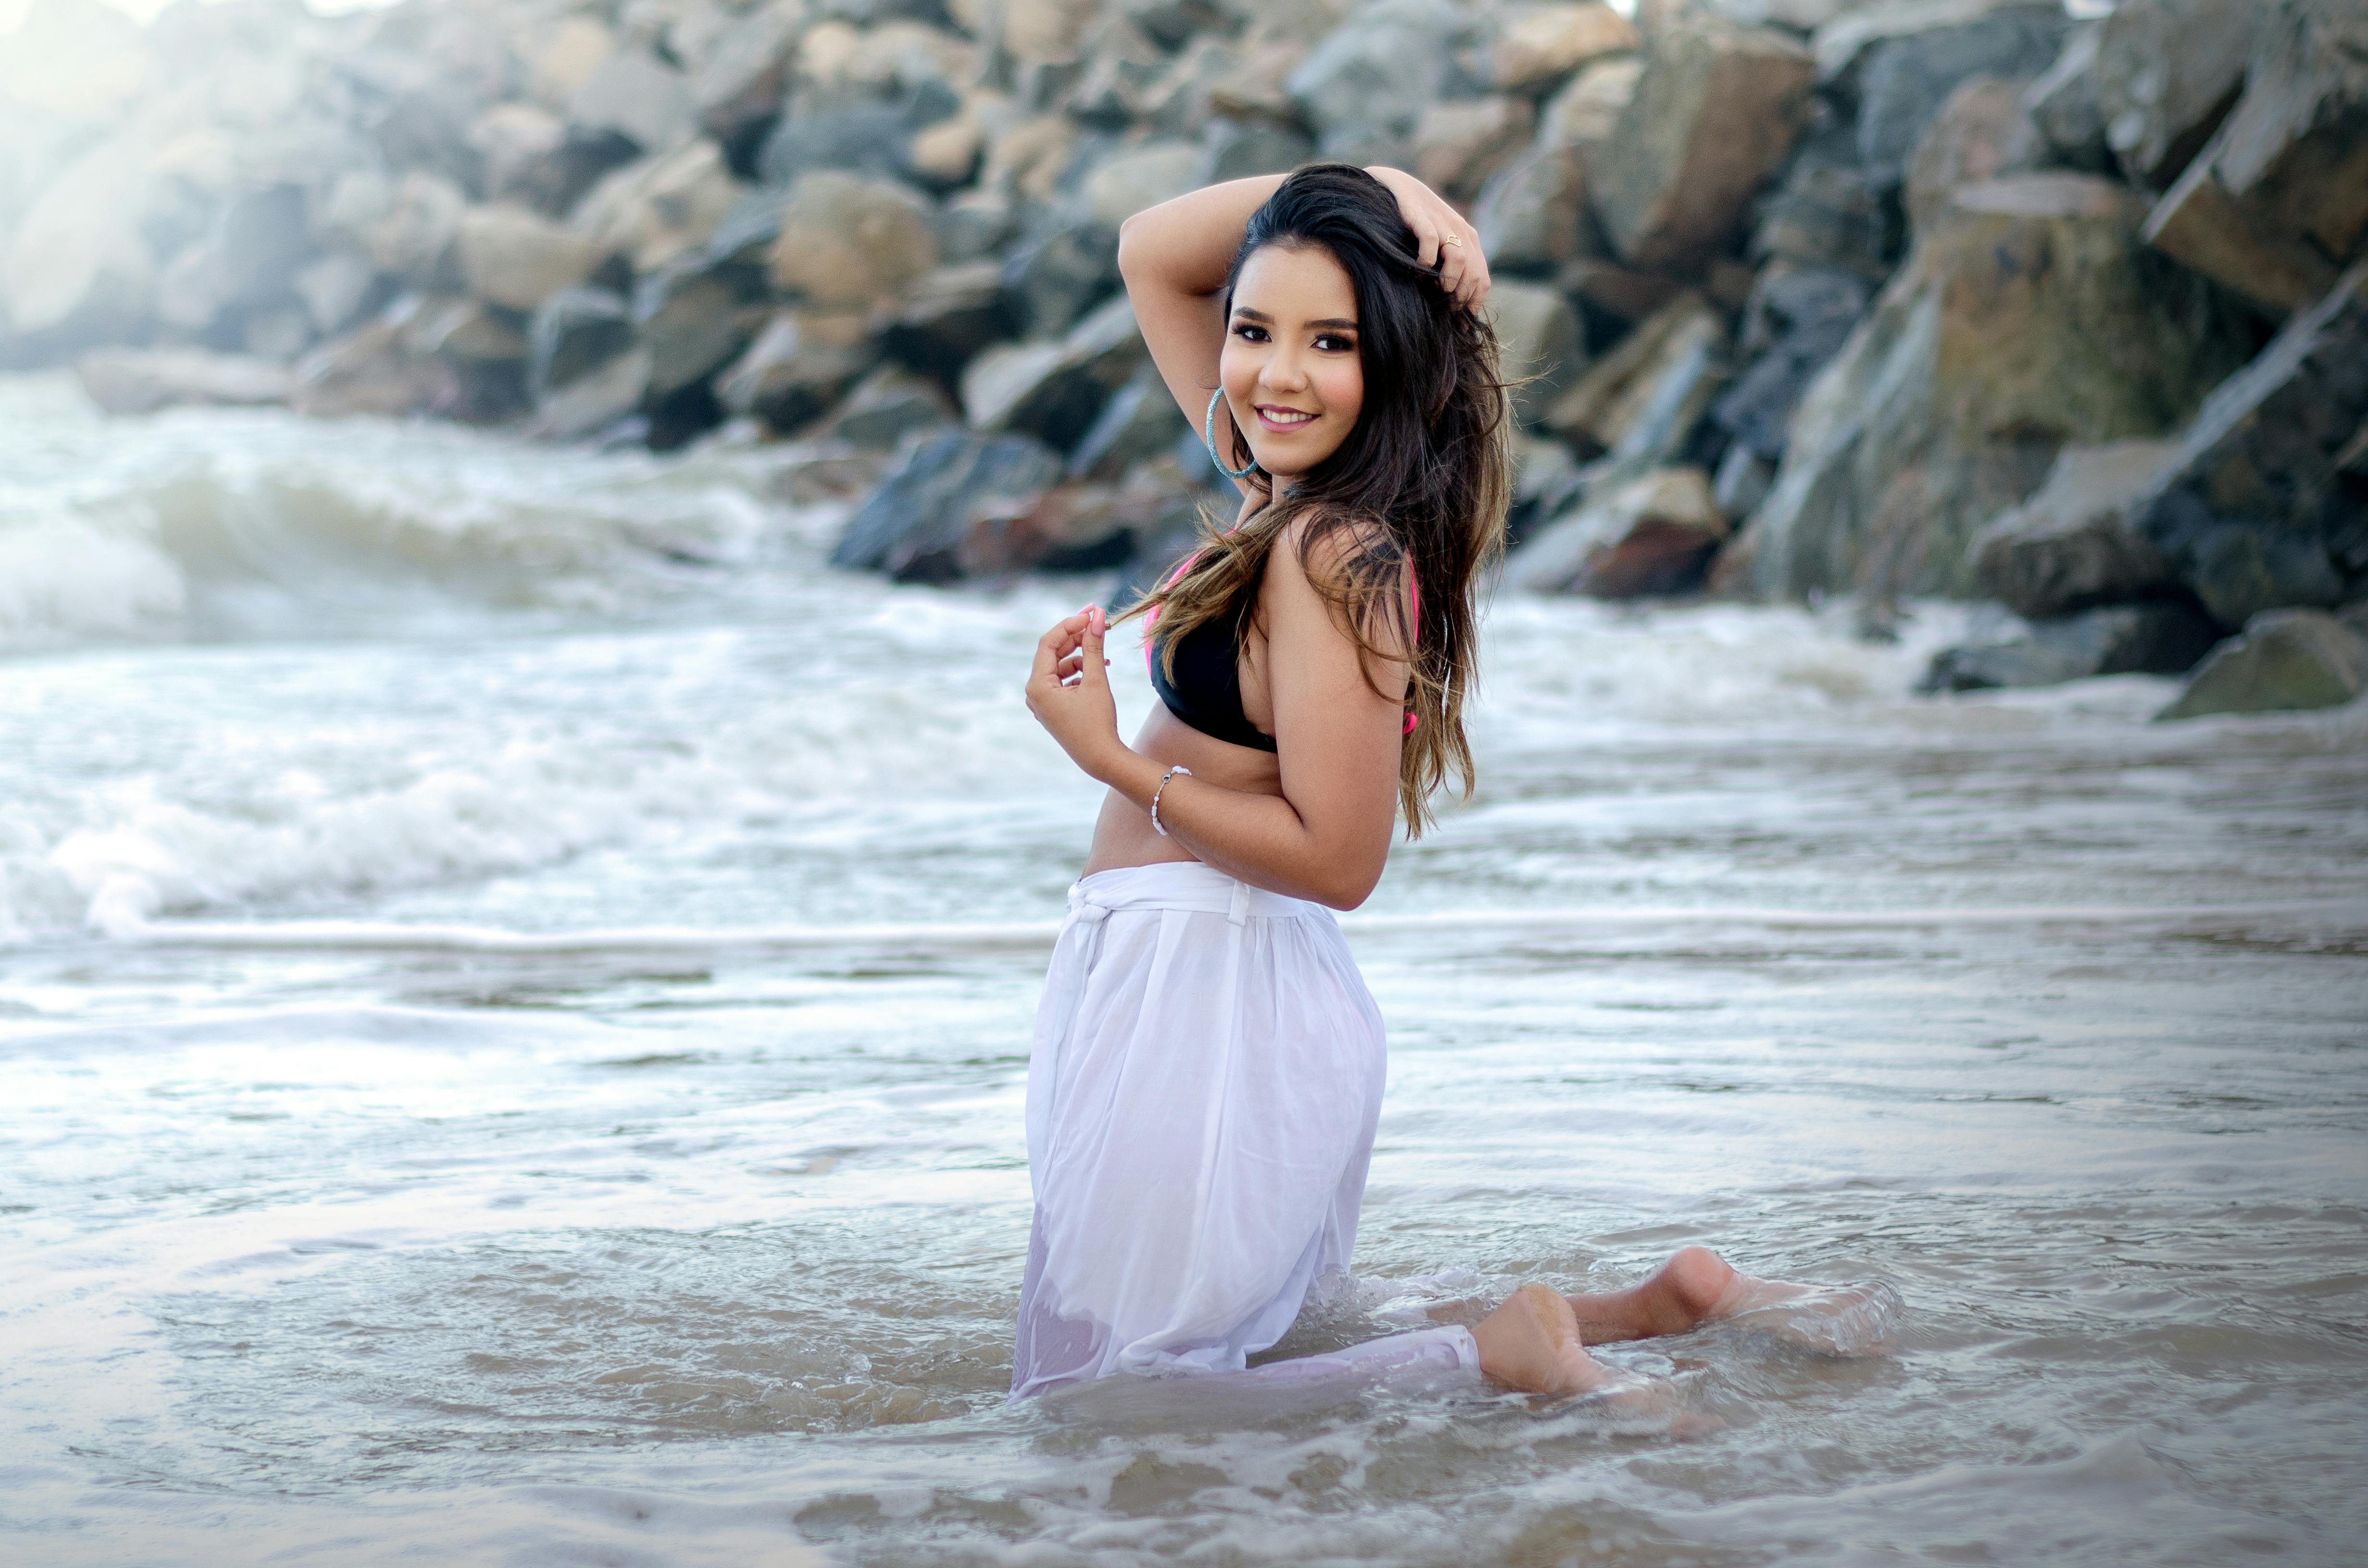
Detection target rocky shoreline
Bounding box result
[5,0,2364,717]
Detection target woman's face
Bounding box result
[1218,242,1366,479]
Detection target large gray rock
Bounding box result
[756,99,917,188]
[2156,607,2368,719]
[567,48,698,155]
[339,171,467,286]
[878,260,1021,383]
[2136,261,2368,629]
[1080,141,1204,228]
[2094,0,2257,189]
[962,294,1147,452]
[1286,0,1469,165]
[1751,150,1889,279]
[633,259,768,398]
[1488,280,1587,428]
[153,184,312,335]
[1919,600,2223,692]
[1508,466,1728,597]
[1545,292,1729,461]
[1411,97,1537,202]
[75,348,294,415]
[1067,363,1191,481]
[1473,146,1597,276]
[1591,17,1818,272]
[1969,440,2182,618]
[456,204,601,312]
[527,286,635,401]
[715,312,879,433]
[831,429,1067,582]
[1849,2,2069,189]
[826,365,959,449]
[689,0,804,148]
[1492,4,1641,96]
[2023,23,2110,172]
[572,140,745,276]
[1003,219,1122,336]
[1740,175,2252,602]
[1710,266,1871,461]
[769,172,941,311]
[1903,75,2042,238]
[2142,0,2368,317]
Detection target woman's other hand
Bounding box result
[1364,166,1490,311]
[1026,605,1125,781]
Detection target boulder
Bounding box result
[529,16,618,110]
[878,261,1022,384]
[1969,441,2183,618]
[75,348,294,415]
[1739,174,2253,602]
[573,140,745,276]
[346,170,467,285]
[1903,75,2041,238]
[527,285,635,400]
[689,0,805,149]
[2136,261,2368,628]
[1411,97,1536,203]
[715,311,879,432]
[2023,23,2110,172]
[1004,0,1110,65]
[1473,146,1597,277]
[1712,441,1776,519]
[2156,608,2368,720]
[831,429,1067,582]
[1919,601,2223,692]
[456,204,601,312]
[1847,3,2069,189]
[633,260,768,397]
[153,184,312,335]
[1081,141,1204,229]
[1709,265,1870,462]
[826,365,959,449]
[1507,435,1589,547]
[1507,466,1727,597]
[529,345,654,442]
[1487,280,1587,428]
[2142,0,2368,318]
[1069,16,1173,127]
[1004,219,1122,336]
[757,100,917,188]
[1068,364,1192,481]
[2093,0,2257,189]
[290,318,461,420]
[567,48,698,156]
[2142,159,2342,318]
[768,172,941,310]
[1203,120,1320,184]
[1539,55,1645,155]
[294,253,379,337]
[1561,259,1687,323]
[962,294,1147,452]
[1751,146,1889,279]
[1545,292,1728,461]
[1493,4,1641,96]
[1287,0,1468,165]
[1590,18,1818,273]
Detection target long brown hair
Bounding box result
[1121,164,1511,837]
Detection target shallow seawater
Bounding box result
[2,373,2364,1565]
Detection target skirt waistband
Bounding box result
[1067,861,1327,927]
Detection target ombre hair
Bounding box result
[1121,163,1512,836]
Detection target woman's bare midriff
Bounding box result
[1080,704,1284,876]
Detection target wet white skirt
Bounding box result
[1012,861,1477,1398]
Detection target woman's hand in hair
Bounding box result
[1025,605,1126,781]
[1363,166,1491,310]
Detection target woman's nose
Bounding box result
[1259,348,1310,392]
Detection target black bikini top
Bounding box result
[1145,589,1276,752]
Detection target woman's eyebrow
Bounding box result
[1305,318,1358,331]
[1232,306,1274,322]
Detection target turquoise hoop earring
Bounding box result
[1204,388,1258,481]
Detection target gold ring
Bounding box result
[1441,234,1464,247]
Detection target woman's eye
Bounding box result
[1232,323,1269,343]
[1316,334,1355,353]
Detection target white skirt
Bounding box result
[1012,861,1478,1398]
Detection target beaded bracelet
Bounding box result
[1150,765,1192,837]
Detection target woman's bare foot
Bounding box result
[1567,1245,1896,1355]
[1471,1283,1615,1395]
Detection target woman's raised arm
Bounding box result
[1115,175,1290,486]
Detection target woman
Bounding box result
[1018,165,1833,1401]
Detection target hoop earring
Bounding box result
[1204,388,1258,481]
